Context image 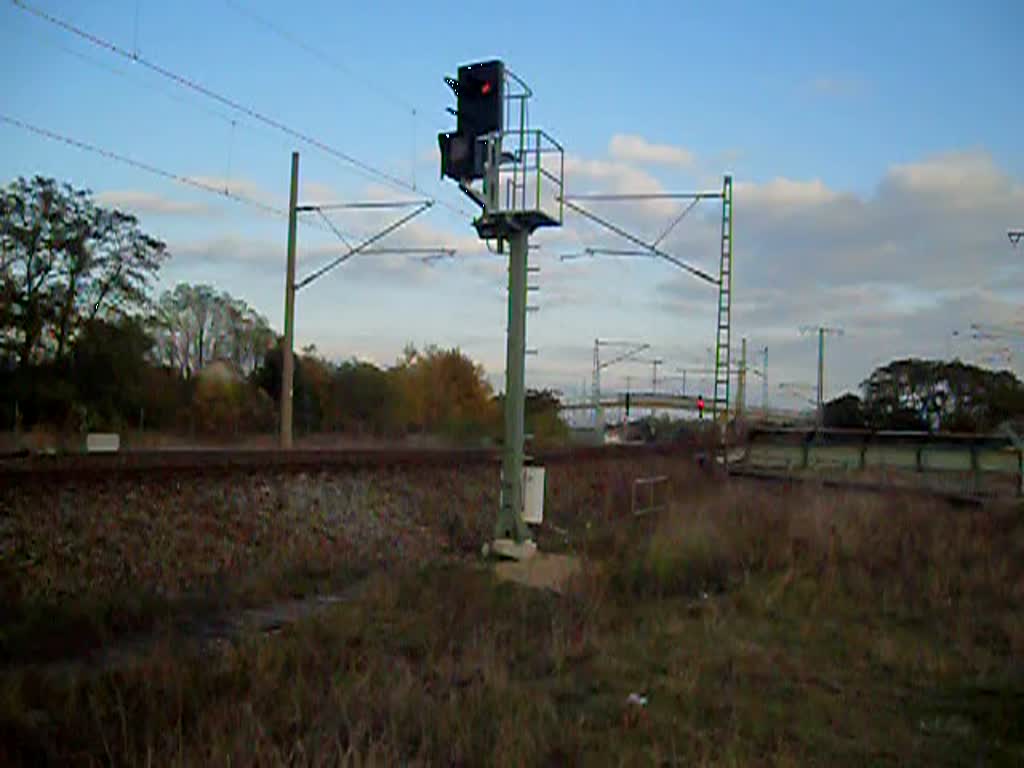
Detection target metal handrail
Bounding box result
[488,128,564,223]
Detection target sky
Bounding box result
[2,0,1023,411]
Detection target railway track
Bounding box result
[5,440,1002,508]
[0,441,698,482]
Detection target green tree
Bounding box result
[0,176,167,367]
[329,359,397,435]
[861,358,1024,432]
[523,389,569,445]
[251,338,316,432]
[823,393,866,429]
[70,317,154,429]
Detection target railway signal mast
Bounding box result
[800,325,844,430]
[439,60,564,558]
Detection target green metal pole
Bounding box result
[496,227,530,543]
[280,151,299,449]
[762,346,768,412]
[737,337,747,419]
[534,130,541,211]
[817,327,825,430]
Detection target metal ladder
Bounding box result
[712,175,733,423]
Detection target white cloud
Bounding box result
[882,150,1017,207]
[608,134,695,169]
[563,154,664,195]
[96,190,218,216]
[172,235,335,269]
[562,153,683,228]
[626,146,1024,406]
[299,181,342,203]
[736,177,843,209]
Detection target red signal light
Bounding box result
[481,81,492,95]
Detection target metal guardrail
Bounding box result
[743,427,1024,497]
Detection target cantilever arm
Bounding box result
[559,198,718,285]
[296,201,434,290]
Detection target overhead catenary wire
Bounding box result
[29,28,337,165]
[11,0,470,217]
[223,0,428,195]
[222,0,420,117]
[0,113,287,218]
[31,31,241,128]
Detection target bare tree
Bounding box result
[153,283,273,378]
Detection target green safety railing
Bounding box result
[492,128,564,224]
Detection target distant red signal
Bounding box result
[481,81,492,95]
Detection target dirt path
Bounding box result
[15,552,586,681]
[493,553,582,594]
[22,578,375,681]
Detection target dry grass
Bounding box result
[2,481,1022,765]
[608,485,1024,611]
[0,455,694,664]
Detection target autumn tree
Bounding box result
[391,345,498,438]
[191,360,275,436]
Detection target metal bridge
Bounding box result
[558,392,703,413]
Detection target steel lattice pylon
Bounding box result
[712,175,733,424]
